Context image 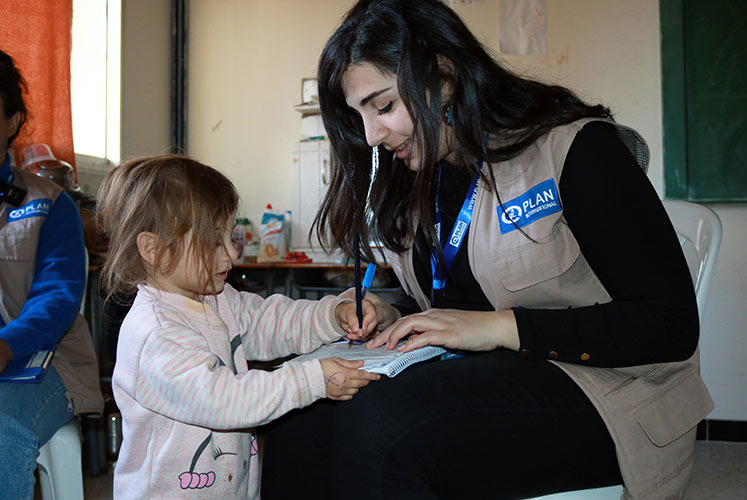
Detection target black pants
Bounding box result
[261,350,622,500]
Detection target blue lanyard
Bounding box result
[430,158,484,292]
[2,154,12,183]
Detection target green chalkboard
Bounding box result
[661,0,747,202]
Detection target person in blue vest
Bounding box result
[0,48,102,499]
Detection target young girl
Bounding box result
[96,154,380,500]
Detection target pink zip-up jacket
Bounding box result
[112,283,346,499]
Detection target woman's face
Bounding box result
[341,62,453,171]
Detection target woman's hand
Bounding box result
[334,299,378,338]
[338,288,401,342]
[367,309,520,353]
[320,357,380,401]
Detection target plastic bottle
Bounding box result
[258,204,288,262]
[232,217,251,261]
[242,219,256,258]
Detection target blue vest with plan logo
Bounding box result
[7,199,52,222]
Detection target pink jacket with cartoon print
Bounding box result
[112,283,346,499]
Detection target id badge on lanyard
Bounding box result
[430,158,484,306]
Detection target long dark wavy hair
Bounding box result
[313,0,611,260]
[0,49,28,148]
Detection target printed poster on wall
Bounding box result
[444,0,485,6]
[499,0,547,55]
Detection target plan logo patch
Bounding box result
[497,179,561,234]
[7,199,52,222]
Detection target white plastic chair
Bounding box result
[527,200,722,500]
[36,418,85,500]
[662,200,722,318]
[35,249,90,500]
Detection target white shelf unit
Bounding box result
[291,139,341,261]
[293,103,320,114]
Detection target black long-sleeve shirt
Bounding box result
[392,121,699,367]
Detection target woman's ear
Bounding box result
[136,231,159,267]
[437,54,455,74]
[437,54,456,102]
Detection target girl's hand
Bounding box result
[335,299,378,338]
[367,309,520,353]
[337,289,401,341]
[320,357,380,401]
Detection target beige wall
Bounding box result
[188,0,663,222]
[184,0,745,421]
[120,0,171,159]
[188,0,354,223]
[443,0,665,191]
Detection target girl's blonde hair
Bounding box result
[96,154,239,301]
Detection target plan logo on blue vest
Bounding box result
[7,199,52,222]
[497,179,562,234]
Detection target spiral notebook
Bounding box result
[293,340,446,378]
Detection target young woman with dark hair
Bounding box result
[261,1,712,499]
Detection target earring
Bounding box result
[442,104,454,126]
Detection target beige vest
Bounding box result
[0,167,103,415]
[386,119,713,499]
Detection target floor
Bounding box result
[76,441,746,500]
[685,441,747,500]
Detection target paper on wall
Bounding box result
[443,0,485,6]
[499,0,547,55]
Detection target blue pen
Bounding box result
[350,234,363,348]
[362,263,377,297]
[354,234,363,329]
[350,263,376,348]
[356,263,376,339]
[351,238,377,347]
[356,263,377,330]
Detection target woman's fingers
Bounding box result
[366,326,393,348]
[368,308,508,352]
[385,313,449,350]
[396,332,435,352]
[368,314,427,349]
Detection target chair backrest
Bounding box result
[661,200,723,319]
[80,248,89,316]
[527,202,722,500]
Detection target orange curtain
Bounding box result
[0,0,76,176]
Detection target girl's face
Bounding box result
[342,62,453,171]
[153,224,238,300]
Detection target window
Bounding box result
[70,0,121,172]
